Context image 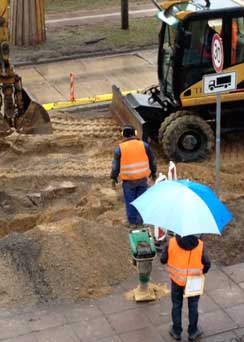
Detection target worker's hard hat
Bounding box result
[121,125,137,137]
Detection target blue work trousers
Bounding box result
[122,178,148,225]
[171,280,200,336]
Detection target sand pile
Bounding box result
[0,216,134,308]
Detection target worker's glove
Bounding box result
[150,173,157,182]
[111,178,118,189]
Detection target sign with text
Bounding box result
[203,71,237,95]
[211,34,224,73]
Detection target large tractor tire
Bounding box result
[158,110,192,142]
[162,115,214,162]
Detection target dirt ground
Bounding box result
[0,107,244,310]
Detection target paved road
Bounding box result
[17,49,158,105]
[1,258,244,341]
[16,5,159,105]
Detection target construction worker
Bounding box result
[111,124,157,226]
[160,234,211,341]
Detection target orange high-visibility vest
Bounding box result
[119,140,150,180]
[167,237,204,286]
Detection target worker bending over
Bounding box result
[111,124,157,226]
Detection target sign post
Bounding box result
[203,35,237,197]
[215,93,221,196]
[203,70,237,193]
[211,34,224,196]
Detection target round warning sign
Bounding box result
[211,34,224,73]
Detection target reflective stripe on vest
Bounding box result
[167,237,204,286]
[119,140,150,180]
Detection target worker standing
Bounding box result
[111,124,157,226]
[160,234,211,341]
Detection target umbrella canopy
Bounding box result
[131,180,233,237]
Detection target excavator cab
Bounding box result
[158,2,244,105]
[0,0,52,137]
[111,0,244,161]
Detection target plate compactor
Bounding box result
[128,229,157,302]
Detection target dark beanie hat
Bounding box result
[122,125,135,137]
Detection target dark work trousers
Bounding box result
[171,280,200,336]
[122,178,147,224]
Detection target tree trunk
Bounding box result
[9,0,46,46]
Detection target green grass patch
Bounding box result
[63,16,160,48]
[45,0,150,13]
[11,17,160,64]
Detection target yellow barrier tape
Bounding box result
[43,89,142,111]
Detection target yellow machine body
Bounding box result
[110,0,244,162]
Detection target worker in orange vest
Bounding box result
[111,124,157,226]
[160,234,211,341]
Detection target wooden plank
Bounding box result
[16,0,24,46]
[10,0,46,46]
[13,0,18,44]
[35,0,42,43]
[29,0,37,45]
[40,0,46,41]
[23,0,30,45]
[10,0,17,44]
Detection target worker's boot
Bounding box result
[188,328,203,341]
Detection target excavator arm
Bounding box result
[0,0,8,41]
[0,0,52,136]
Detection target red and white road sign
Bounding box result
[211,33,224,73]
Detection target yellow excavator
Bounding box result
[0,0,52,137]
[111,0,244,162]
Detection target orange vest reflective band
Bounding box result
[119,140,150,180]
[167,237,204,286]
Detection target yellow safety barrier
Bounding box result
[43,89,142,111]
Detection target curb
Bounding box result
[43,89,142,111]
[13,46,157,67]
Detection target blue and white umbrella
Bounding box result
[131,180,233,237]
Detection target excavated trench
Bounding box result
[0,107,135,308]
[0,107,244,309]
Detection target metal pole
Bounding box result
[150,0,162,10]
[216,94,221,196]
[121,0,129,30]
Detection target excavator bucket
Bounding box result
[110,85,145,139]
[14,88,52,134]
[110,85,166,143]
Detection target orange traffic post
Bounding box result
[70,72,75,102]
